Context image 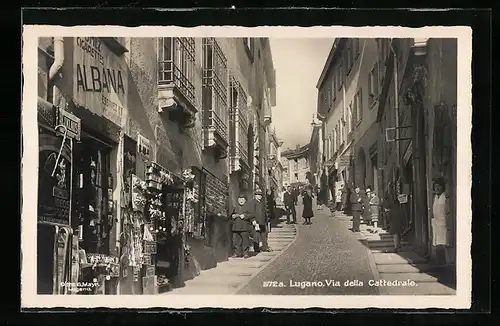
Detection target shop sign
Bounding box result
[86,253,119,265]
[38,132,72,226]
[403,141,413,164]
[73,37,127,126]
[56,108,81,141]
[137,134,151,159]
[338,155,352,167]
[398,194,408,204]
[144,241,157,254]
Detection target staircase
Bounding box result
[334,211,456,295]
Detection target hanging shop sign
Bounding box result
[137,134,152,159]
[38,132,72,226]
[398,194,408,204]
[55,108,81,141]
[72,37,127,126]
[403,141,413,165]
[338,155,352,168]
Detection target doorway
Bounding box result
[72,135,112,255]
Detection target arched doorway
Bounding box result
[357,147,367,188]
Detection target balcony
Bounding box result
[157,37,197,129]
[229,77,250,173]
[202,38,229,160]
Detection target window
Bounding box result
[355,88,363,122]
[368,63,379,106]
[331,132,335,156]
[338,63,343,90]
[348,102,354,134]
[346,45,353,74]
[354,38,360,58]
[229,77,249,168]
[203,38,229,141]
[243,38,254,62]
[335,124,339,150]
[158,37,196,107]
[294,159,298,170]
[332,74,337,101]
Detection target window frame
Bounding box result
[157,37,196,107]
[202,38,229,141]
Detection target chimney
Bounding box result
[296,144,300,150]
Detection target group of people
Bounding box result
[283,185,315,225]
[230,188,274,259]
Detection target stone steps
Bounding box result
[372,252,429,265]
[381,281,456,295]
[379,272,440,283]
[377,263,437,274]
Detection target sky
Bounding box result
[269,38,334,151]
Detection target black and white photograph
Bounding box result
[21,25,472,309]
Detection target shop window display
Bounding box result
[72,137,119,294]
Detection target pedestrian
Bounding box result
[362,187,372,226]
[266,188,276,231]
[292,186,299,205]
[350,186,363,232]
[432,177,451,265]
[335,186,343,211]
[343,185,352,215]
[230,194,252,259]
[302,188,314,225]
[249,188,271,253]
[283,186,297,224]
[368,189,380,233]
[388,197,405,252]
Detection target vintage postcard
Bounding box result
[21,25,472,309]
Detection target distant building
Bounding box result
[266,127,284,192]
[281,144,310,187]
[316,38,381,201]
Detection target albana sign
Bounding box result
[73,37,127,127]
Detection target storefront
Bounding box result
[37,98,80,295]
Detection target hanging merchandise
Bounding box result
[182,168,197,234]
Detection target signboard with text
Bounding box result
[73,37,127,127]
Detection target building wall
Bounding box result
[320,38,378,188]
[37,36,275,292]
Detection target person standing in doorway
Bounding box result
[336,186,343,211]
[230,194,252,259]
[302,187,314,225]
[389,197,405,252]
[362,188,372,226]
[350,187,363,232]
[283,186,297,224]
[249,188,271,253]
[368,189,380,233]
[432,177,451,265]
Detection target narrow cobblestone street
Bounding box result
[238,206,379,295]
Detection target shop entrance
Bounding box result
[72,135,112,254]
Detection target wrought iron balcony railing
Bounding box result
[158,37,196,108]
[202,38,229,146]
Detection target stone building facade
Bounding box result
[36,36,275,295]
[377,38,457,264]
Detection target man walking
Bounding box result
[249,188,271,253]
[283,186,297,224]
[350,187,363,232]
[230,194,252,259]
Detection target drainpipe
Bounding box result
[389,40,400,171]
[49,37,65,83]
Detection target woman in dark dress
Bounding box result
[388,197,404,252]
[302,188,314,225]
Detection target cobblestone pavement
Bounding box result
[238,205,379,295]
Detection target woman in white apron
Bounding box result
[432,177,450,264]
